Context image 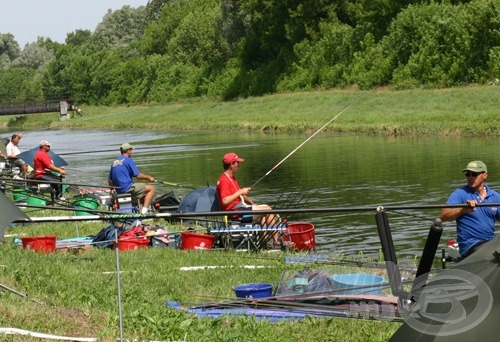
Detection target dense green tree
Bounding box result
[145,0,177,21]
[380,0,500,88]
[0,67,43,104]
[6,0,500,105]
[11,38,55,69]
[0,33,20,69]
[277,19,358,90]
[92,5,147,49]
[41,44,80,100]
[65,29,92,46]
[141,0,194,55]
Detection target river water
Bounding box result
[8,129,500,259]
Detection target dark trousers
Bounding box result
[38,173,63,199]
[463,240,488,258]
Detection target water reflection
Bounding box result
[7,129,499,258]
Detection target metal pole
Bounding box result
[114,225,124,342]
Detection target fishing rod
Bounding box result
[251,95,366,189]
[0,282,44,305]
[57,144,176,156]
[155,180,196,190]
[190,286,408,322]
[14,202,500,225]
[277,190,303,210]
[0,176,117,189]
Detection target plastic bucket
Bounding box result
[21,236,56,253]
[73,198,99,216]
[12,188,28,202]
[116,237,150,251]
[233,283,273,299]
[27,196,47,206]
[331,274,386,295]
[283,222,316,251]
[180,231,215,250]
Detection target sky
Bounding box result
[0,0,149,47]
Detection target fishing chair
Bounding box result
[28,177,59,204]
[1,159,22,178]
[110,192,139,213]
[217,212,285,252]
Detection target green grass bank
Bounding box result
[1,85,496,341]
[1,216,400,341]
[3,86,499,136]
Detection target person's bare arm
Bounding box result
[136,172,155,182]
[440,200,477,221]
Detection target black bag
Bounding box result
[152,191,180,213]
[92,225,125,248]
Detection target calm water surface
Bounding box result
[11,129,500,259]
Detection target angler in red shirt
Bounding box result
[33,140,66,201]
[216,152,281,245]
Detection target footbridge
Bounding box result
[0,100,75,120]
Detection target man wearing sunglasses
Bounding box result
[440,161,500,258]
[33,140,67,201]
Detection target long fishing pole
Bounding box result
[0,176,117,189]
[16,202,500,224]
[0,282,44,304]
[155,180,196,190]
[251,95,366,189]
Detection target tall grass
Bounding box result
[2,86,499,136]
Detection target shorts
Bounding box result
[11,158,26,167]
[126,183,146,198]
[232,203,253,223]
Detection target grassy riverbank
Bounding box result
[1,215,401,341]
[1,86,495,340]
[2,85,499,136]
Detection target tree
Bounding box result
[12,38,55,69]
[145,0,178,21]
[66,29,92,46]
[0,33,20,69]
[0,67,43,104]
[92,6,147,49]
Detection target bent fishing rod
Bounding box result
[251,94,366,189]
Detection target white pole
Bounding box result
[114,226,124,341]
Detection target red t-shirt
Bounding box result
[33,149,53,179]
[216,172,241,211]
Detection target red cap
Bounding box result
[223,152,244,164]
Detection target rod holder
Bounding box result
[375,208,404,297]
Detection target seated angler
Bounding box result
[6,133,28,178]
[216,152,281,245]
[108,143,156,214]
[33,140,66,201]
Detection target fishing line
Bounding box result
[251,94,367,189]
[155,180,196,190]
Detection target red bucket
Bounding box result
[116,237,150,251]
[21,236,56,253]
[283,222,316,251]
[180,231,215,250]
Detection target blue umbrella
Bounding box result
[178,187,220,213]
[18,146,68,168]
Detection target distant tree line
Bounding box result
[0,0,498,105]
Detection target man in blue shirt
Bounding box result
[440,161,500,258]
[108,143,155,214]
